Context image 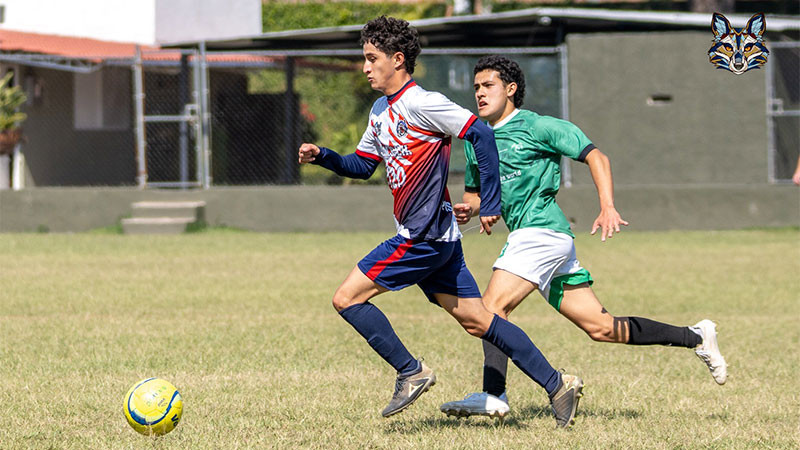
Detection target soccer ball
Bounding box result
[123,378,183,436]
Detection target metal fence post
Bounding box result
[558,43,573,187]
[133,45,147,189]
[284,56,299,184]
[191,49,203,186]
[199,42,212,189]
[764,44,776,184]
[178,53,190,188]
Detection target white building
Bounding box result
[0,0,262,44]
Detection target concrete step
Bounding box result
[121,217,196,234]
[131,201,206,220]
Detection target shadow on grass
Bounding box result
[515,404,641,421]
[383,404,642,433]
[384,415,529,433]
[570,407,642,420]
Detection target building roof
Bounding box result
[0,29,158,59]
[0,29,282,72]
[163,7,800,50]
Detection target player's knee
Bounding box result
[461,321,487,337]
[331,291,356,312]
[457,312,491,337]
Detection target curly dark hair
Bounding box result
[474,55,526,108]
[359,16,421,74]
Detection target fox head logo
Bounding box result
[708,12,769,74]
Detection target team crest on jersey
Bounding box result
[396,120,408,137]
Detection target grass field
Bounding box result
[1,229,798,449]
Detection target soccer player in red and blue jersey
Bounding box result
[298,17,583,427]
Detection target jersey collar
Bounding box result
[490,108,520,130]
[387,79,416,105]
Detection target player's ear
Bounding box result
[392,51,406,71]
[506,82,517,99]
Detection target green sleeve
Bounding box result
[463,141,480,191]
[540,116,596,162]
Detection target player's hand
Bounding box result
[479,215,500,235]
[453,203,473,225]
[793,170,800,186]
[298,143,320,164]
[591,207,629,241]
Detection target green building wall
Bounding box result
[566,31,769,186]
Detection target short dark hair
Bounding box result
[359,16,421,74]
[474,55,526,108]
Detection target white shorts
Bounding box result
[493,228,593,310]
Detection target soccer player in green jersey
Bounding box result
[439,55,728,419]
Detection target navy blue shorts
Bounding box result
[357,235,482,305]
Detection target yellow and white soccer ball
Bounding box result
[123,378,183,436]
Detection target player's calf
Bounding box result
[581,316,629,343]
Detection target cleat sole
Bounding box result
[440,408,508,418]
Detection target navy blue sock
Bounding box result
[481,315,561,396]
[338,302,418,374]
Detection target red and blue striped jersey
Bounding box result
[356,81,478,242]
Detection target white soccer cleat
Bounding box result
[691,319,728,385]
[440,391,510,418]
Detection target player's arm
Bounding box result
[455,142,482,224]
[461,120,501,234]
[541,117,628,241]
[298,143,380,180]
[583,148,629,241]
[454,191,481,225]
[792,155,800,185]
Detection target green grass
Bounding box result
[0,229,798,449]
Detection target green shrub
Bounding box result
[262,1,448,32]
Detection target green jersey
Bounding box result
[465,109,595,237]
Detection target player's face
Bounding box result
[362,42,400,93]
[474,69,516,125]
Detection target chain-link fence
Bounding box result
[137,49,296,188]
[0,46,566,188]
[137,54,199,188]
[3,40,796,188]
[766,41,800,183]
